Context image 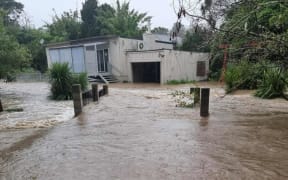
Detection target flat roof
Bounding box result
[45,35,119,48]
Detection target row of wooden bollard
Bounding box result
[72,84,108,116]
[190,87,210,117]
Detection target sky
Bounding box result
[17,0,191,29]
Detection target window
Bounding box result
[197,61,206,77]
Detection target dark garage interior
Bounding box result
[132,62,160,83]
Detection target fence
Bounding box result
[72,84,109,116]
[16,72,49,82]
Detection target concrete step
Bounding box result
[88,75,119,83]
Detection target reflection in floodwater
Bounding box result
[1,82,288,179]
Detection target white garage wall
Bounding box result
[162,50,210,83]
[127,50,210,84]
[108,38,139,81]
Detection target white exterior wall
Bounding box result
[108,38,139,81]
[162,50,209,83]
[46,36,209,83]
[127,50,210,84]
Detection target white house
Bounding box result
[45,33,210,84]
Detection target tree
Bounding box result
[177,0,288,97]
[81,0,99,37]
[80,0,151,38]
[176,0,288,65]
[80,0,115,37]
[46,10,81,41]
[0,11,31,78]
[16,27,50,72]
[96,3,115,35]
[181,27,211,52]
[111,0,151,38]
[0,0,23,25]
[152,27,169,34]
[171,22,186,39]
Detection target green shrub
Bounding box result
[49,63,89,100]
[255,68,288,99]
[6,72,16,82]
[72,72,88,91]
[225,61,265,93]
[49,63,73,100]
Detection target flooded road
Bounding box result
[1,82,288,179]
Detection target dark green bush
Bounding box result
[225,61,265,93]
[6,72,16,82]
[49,63,89,100]
[255,68,288,99]
[72,72,88,91]
[49,63,73,100]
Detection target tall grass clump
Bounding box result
[49,63,89,100]
[255,67,288,99]
[49,63,73,100]
[72,72,88,91]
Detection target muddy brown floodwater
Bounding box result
[0,82,288,180]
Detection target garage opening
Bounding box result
[132,62,160,83]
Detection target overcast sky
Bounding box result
[17,0,191,29]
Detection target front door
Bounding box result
[97,49,109,73]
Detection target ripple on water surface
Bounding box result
[0,82,74,130]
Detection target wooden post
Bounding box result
[191,87,200,104]
[194,88,200,104]
[103,85,109,95]
[200,88,210,117]
[190,87,194,94]
[72,84,83,116]
[92,84,99,102]
[0,99,3,112]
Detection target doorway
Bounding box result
[97,49,109,73]
[132,62,160,83]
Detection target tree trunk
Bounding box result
[0,99,3,112]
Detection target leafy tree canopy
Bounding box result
[0,0,23,25]
[181,26,211,52]
[46,10,81,41]
[80,0,151,38]
[0,10,31,78]
[176,0,288,67]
